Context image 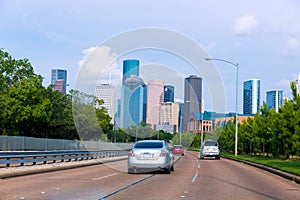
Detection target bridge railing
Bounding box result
[0,150,129,168]
[0,135,134,151]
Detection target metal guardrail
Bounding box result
[0,150,129,168]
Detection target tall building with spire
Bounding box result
[243,79,260,115]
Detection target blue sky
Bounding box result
[1,0,300,113]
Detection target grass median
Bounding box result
[221,152,300,176]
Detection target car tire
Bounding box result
[128,168,133,174]
[165,165,171,174]
[128,168,137,174]
[171,163,174,172]
[216,156,220,160]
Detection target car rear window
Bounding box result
[134,142,163,148]
[204,141,218,146]
[174,145,183,148]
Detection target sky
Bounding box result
[1,0,300,113]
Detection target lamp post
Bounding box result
[205,57,239,156]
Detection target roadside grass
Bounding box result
[221,152,300,176]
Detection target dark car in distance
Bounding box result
[172,145,185,156]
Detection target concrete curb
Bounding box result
[0,156,127,179]
[222,156,300,184]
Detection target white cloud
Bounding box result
[282,37,300,55]
[75,45,119,94]
[233,14,258,35]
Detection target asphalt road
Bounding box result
[0,151,299,200]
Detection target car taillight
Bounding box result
[129,150,135,157]
[160,150,167,157]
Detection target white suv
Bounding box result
[200,140,220,160]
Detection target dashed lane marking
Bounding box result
[93,173,118,181]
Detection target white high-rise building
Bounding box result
[159,102,179,133]
[95,84,115,123]
[296,74,300,95]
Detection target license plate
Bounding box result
[143,153,151,158]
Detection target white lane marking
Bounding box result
[198,163,200,169]
[192,171,198,183]
[93,173,117,181]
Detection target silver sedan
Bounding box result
[128,140,175,174]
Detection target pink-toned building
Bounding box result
[146,80,164,126]
[53,80,64,93]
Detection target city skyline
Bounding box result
[5,1,300,113]
[97,58,291,120]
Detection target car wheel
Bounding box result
[216,156,220,160]
[128,168,138,174]
[128,168,134,174]
[165,165,171,174]
[171,163,174,172]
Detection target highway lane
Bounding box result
[0,151,299,200]
[108,151,300,200]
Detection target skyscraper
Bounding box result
[295,74,300,95]
[121,75,147,128]
[146,80,164,126]
[159,102,179,133]
[51,69,67,94]
[122,59,139,84]
[95,84,115,123]
[183,75,202,132]
[120,59,147,128]
[164,85,175,102]
[243,79,261,115]
[266,90,283,112]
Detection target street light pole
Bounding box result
[205,57,239,156]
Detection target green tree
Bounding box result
[1,76,51,136]
[45,87,78,139]
[95,99,113,135]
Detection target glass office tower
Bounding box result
[121,75,147,128]
[122,59,139,84]
[164,85,175,103]
[266,90,283,112]
[243,79,260,115]
[120,59,147,128]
